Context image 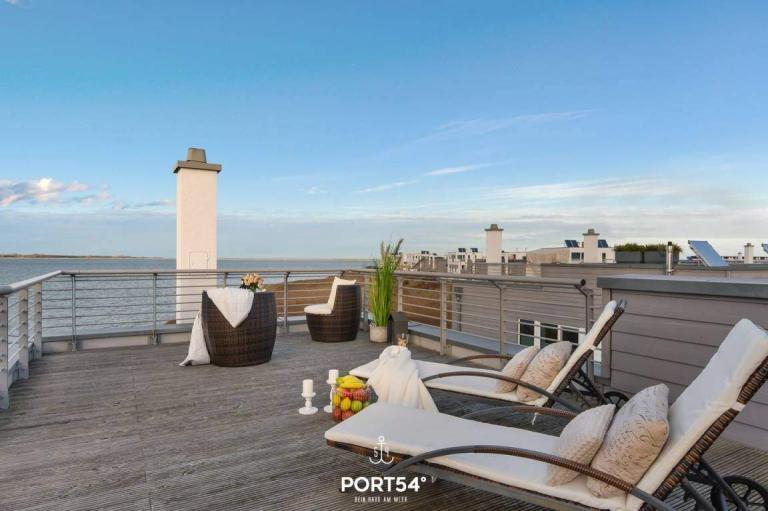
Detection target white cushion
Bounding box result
[517,341,572,402]
[304,303,332,315]
[328,277,356,310]
[628,319,768,511]
[325,402,628,511]
[547,300,617,393]
[548,404,616,485]
[350,358,548,406]
[496,346,539,393]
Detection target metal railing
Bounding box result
[0,267,597,409]
[348,270,598,368]
[0,271,59,409]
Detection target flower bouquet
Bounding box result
[240,273,266,293]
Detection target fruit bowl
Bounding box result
[332,375,372,422]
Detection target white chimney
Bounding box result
[485,224,503,275]
[744,243,755,264]
[582,228,600,263]
[174,148,221,322]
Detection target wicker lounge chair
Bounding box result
[305,279,361,343]
[326,318,768,511]
[201,290,276,367]
[349,300,626,412]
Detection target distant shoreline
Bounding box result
[0,254,370,260]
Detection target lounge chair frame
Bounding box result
[416,300,627,410]
[328,351,768,511]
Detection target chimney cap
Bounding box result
[485,223,503,232]
[173,147,222,173]
[746,243,754,247]
[583,228,599,236]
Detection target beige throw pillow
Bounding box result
[494,346,539,393]
[547,404,616,485]
[587,384,670,497]
[517,341,572,402]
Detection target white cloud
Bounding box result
[425,164,480,176]
[306,186,326,195]
[357,180,419,193]
[417,110,594,143]
[112,199,173,210]
[0,178,108,207]
[493,177,688,201]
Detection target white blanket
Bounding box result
[367,346,438,412]
[179,288,255,366]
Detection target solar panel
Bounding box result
[597,239,609,248]
[564,240,578,248]
[688,240,728,267]
[763,243,768,255]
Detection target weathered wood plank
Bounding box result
[0,333,765,510]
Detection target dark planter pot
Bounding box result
[643,251,680,264]
[616,251,643,264]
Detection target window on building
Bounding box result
[571,252,582,262]
[561,326,580,345]
[541,323,559,345]
[519,319,535,346]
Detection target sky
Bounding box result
[1,0,767,258]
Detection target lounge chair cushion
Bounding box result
[495,346,539,393]
[548,404,616,486]
[628,318,768,511]
[325,402,629,511]
[304,303,332,315]
[350,359,548,406]
[517,341,573,402]
[548,300,617,393]
[588,384,669,498]
[327,277,356,310]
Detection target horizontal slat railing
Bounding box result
[1,266,596,409]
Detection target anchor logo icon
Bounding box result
[369,435,394,465]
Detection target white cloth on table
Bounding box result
[179,288,255,366]
[367,346,438,412]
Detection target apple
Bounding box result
[350,400,363,413]
[341,410,354,421]
[332,407,342,422]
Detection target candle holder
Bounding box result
[299,392,318,415]
[324,379,336,413]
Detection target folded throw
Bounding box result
[367,346,438,412]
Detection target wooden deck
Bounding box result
[0,332,766,511]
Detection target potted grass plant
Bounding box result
[369,239,403,343]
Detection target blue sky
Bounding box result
[1,0,767,258]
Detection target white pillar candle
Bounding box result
[302,379,313,395]
[328,369,339,382]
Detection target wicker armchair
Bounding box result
[305,285,361,343]
[201,290,277,367]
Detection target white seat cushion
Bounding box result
[328,277,356,309]
[628,319,768,511]
[350,359,548,405]
[304,303,332,315]
[325,402,628,511]
[548,300,617,393]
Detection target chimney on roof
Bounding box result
[485,223,503,274]
[174,147,221,322]
[744,243,755,264]
[582,228,600,263]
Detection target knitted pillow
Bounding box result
[494,346,539,393]
[517,341,572,402]
[547,404,616,485]
[587,384,670,497]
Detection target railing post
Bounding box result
[439,280,447,355]
[70,274,77,351]
[0,295,8,409]
[396,276,403,312]
[223,272,229,288]
[283,272,290,334]
[498,284,504,356]
[151,273,158,345]
[33,283,42,359]
[362,274,370,332]
[17,288,29,379]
